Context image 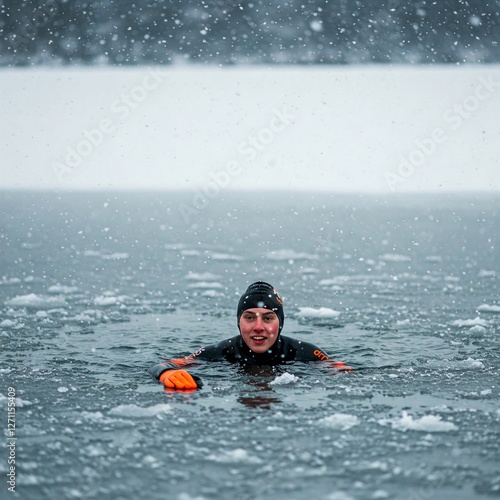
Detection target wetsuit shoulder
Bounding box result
[195,336,241,362]
[280,335,330,362]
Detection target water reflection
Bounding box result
[237,368,282,409]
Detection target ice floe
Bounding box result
[0,319,24,329]
[270,372,299,385]
[478,269,496,278]
[266,249,317,261]
[0,393,32,407]
[108,403,172,417]
[318,413,360,430]
[208,252,242,261]
[0,276,22,285]
[5,293,68,309]
[378,411,458,432]
[187,281,223,289]
[297,307,340,319]
[93,294,131,306]
[185,272,221,281]
[450,317,489,327]
[477,304,500,314]
[47,285,79,294]
[379,253,411,262]
[83,250,129,260]
[207,448,261,464]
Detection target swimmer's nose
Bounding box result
[253,316,265,332]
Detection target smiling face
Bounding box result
[239,308,280,354]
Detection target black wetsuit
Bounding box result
[148,334,331,382]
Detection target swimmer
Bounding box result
[148,281,350,390]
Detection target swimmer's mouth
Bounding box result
[252,336,266,341]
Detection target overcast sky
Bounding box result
[1,65,499,193]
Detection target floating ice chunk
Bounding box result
[372,491,389,499]
[378,411,457,432]
[0,319,24,329]
[0,276,22,285]
[109,403,172,417]
[83,250,101,257]
[164,243,185,250]
[270,372,299,385]
[94,296,120,306]
[478,269,496,278]
[425,255,442,262]
[326,491,355,500]
[318,413,360,430]
[83,250,129,260]
[266,249,317,261]
[47,285,79,294]
[380,253,411,262]
[5,293,67,309]
[93,295,131,306]
[396,319,411,326]
[208,252,243,261]
[178,493,208,500]
[477,304,500,314]
[101,252,129,260]
[0,394,32,406]
[185,272,221,281]
[57,387,69,393]
[180,249,201,256]
[454,357,484,369]
[207,448,261,464]
[297,307,340,319]
[469,325,487,335]
[200,290,224,297]
[187,281,223,289]
[299,267,320,274]
[319,276,351,286]
[451,317,489,327]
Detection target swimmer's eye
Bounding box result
[242,313,277,322]
[262,315,276,322]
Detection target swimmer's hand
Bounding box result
[326,360,352,373]
[159,369,201,390]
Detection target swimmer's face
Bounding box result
[239,308,280,354]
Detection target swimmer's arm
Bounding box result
[296,341,352,373]
[148,361,203,390]
[148,344,222,389]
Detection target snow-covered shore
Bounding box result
[1,65,499,192]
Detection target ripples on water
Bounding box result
[0,191,499,499]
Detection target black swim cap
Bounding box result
[237,281,284,333]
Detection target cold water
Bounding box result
[0,191,499,500]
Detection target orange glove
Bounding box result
[159,369,199,390]
[328,361,352,373]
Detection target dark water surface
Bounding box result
[1,191,499,500]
